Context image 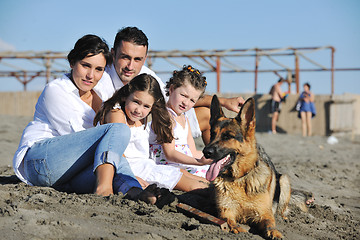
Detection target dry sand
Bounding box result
[0,114,359,239]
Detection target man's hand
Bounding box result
[194,95,245,113]
[219,96,245,113]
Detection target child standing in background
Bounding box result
[149,65,212,178]
[94,73,209,193]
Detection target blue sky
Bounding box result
[0,0,359,95]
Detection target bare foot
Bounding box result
[291,189,315,212]
[137,184,159,205]
[154,187,175,209]
[95,185,113,197]
[94,163,115,197]
[126,187,143,200]
[126,184,175,208]
[306,195,315,205]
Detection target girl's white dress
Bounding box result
[149,108,209,178]
[120,107,183,191]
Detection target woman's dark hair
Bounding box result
[304,82,311,90]
[165,65,207,98]
[94,74,174,144]
[67,34,112,67]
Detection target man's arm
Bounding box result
[194,94,245,113]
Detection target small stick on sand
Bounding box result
[176,203,229,232]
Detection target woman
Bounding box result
[13,34,157,202]
[297,82,316,137]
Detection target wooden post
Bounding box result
[216,57,221,93]
[331,47,335,95]
[45,58,51,84]
[295,54,300,93]
[287,71,292,93]
[254,50,259,94]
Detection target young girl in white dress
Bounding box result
[149,65,212,178]
[93,73,209,192]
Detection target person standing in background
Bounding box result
[297,83,316,137]
[269,78,286,134]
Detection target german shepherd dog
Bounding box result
[203,96,291,239]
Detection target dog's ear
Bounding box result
[235,98,256,139]
[210,95,224,126]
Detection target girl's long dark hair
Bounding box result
[94,73,174,144]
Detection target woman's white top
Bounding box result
[13,73,114,185]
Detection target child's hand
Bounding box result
[196,156,214,165]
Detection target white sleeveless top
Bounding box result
[114,104,183,190]
[149,108,209,178]
[123,124,150,162]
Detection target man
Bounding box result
[103,26,245,145]
[269,78,285,134]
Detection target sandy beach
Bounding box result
[0,114,359,239]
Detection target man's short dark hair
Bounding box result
[113,26,149,53]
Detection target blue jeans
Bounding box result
[24,123,141,194]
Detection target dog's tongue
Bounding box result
[206,155,230,181]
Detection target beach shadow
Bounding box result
[175,190,268,238]
[324,100,332,136]
[0,175,21,185]
[175,189,217,215]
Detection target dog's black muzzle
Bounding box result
[203,145,216,159]
[203,143,234,161]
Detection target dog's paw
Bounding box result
[229,223,247,234]
[230,226,247,234]
[267,229,283,239]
